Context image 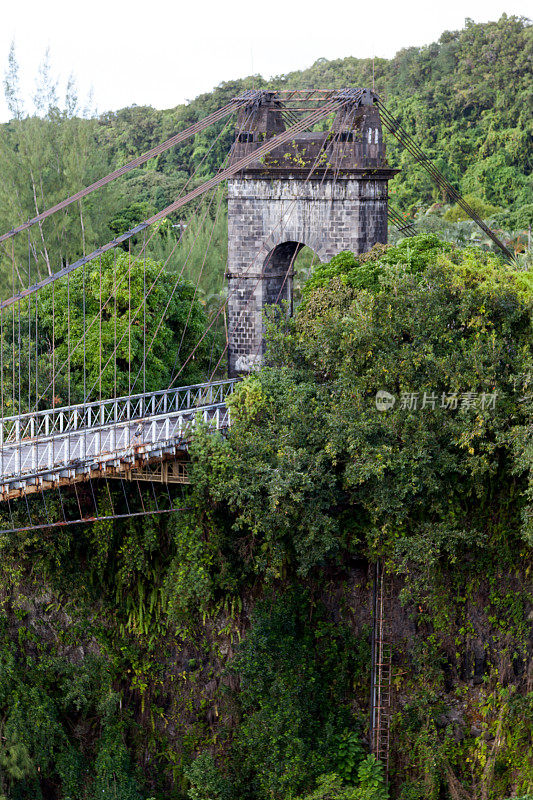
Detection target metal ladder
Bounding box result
[370,560,393,780]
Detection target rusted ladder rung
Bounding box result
[370,561,393,783]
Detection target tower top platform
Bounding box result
[229,88,397,177]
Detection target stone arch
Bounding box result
[262,240,322,310]
[261,232,331,268]
[262,241,301,312]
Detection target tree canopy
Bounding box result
[182,235,532,589]
[1,251,221,412]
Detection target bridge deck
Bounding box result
[0,379,235,500]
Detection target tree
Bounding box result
[1,250,221,412]
[108,201,155,249]
[185,236,532,584]
[0,46,116,296]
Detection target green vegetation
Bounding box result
[0,251,220,413]
[34,250,220,402]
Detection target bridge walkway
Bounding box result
[0,379,236,500]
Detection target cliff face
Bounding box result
[0,545,531,799]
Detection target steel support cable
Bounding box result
[27,235,31,411]
[387,206,409,226]
[88,478,100,519]
[114,249,118,398]
[387,206,417,236]
[376,101,513,259]
[378,105,495,227]
[77,114,236,397]
[170,101,260,381]
[0,503,190,535]
[127,242,131,397]
[41,483,51,526]
[33,186,211,411]
[135,102,258,387]
[0,98,255,245]
[133,104,258,391]
[280,108,303,130]
[388,216,416,236]
[0,96,231,294]
[1,99,344,311]
[135,184,225,392]
[143,231,146,396]
[73,480,84,520]
[0,308,3,478]
[22,116,236,411]
[34,268,39,404]
[11,244,15,415]
[94,179,221,402]
[90,104,256,398]
[165,185,227,384]
[0,109,238,311]
[378,109,462,201]
[17,286,21,415]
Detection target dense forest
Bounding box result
[0,14,531,800]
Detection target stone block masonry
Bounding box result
[227,172,391,376]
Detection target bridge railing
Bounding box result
[0,402,231,487]
[0,379,237,446]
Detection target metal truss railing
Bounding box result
[0,401,231,494]
[0,379,236,446]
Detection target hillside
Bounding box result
[92,14,531,215]
[0,15,531,301]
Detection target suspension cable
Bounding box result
[130,104,258,391]
[0,96,258,245]
[388,206,417,236]
[0,96,346,311]
[375,99,513,260]
[10,114,237,411]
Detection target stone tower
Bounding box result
[226,89,396,375]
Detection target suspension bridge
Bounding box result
[0,87,512,532]
[0,85,518,778]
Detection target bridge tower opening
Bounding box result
[226,89,398,376]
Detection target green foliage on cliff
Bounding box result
[34,250,219,400]
[171,235,532,798]
[228,589,366,798]
[0,620,143,799]
[0,235,530,799]
[184,236,531,590]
